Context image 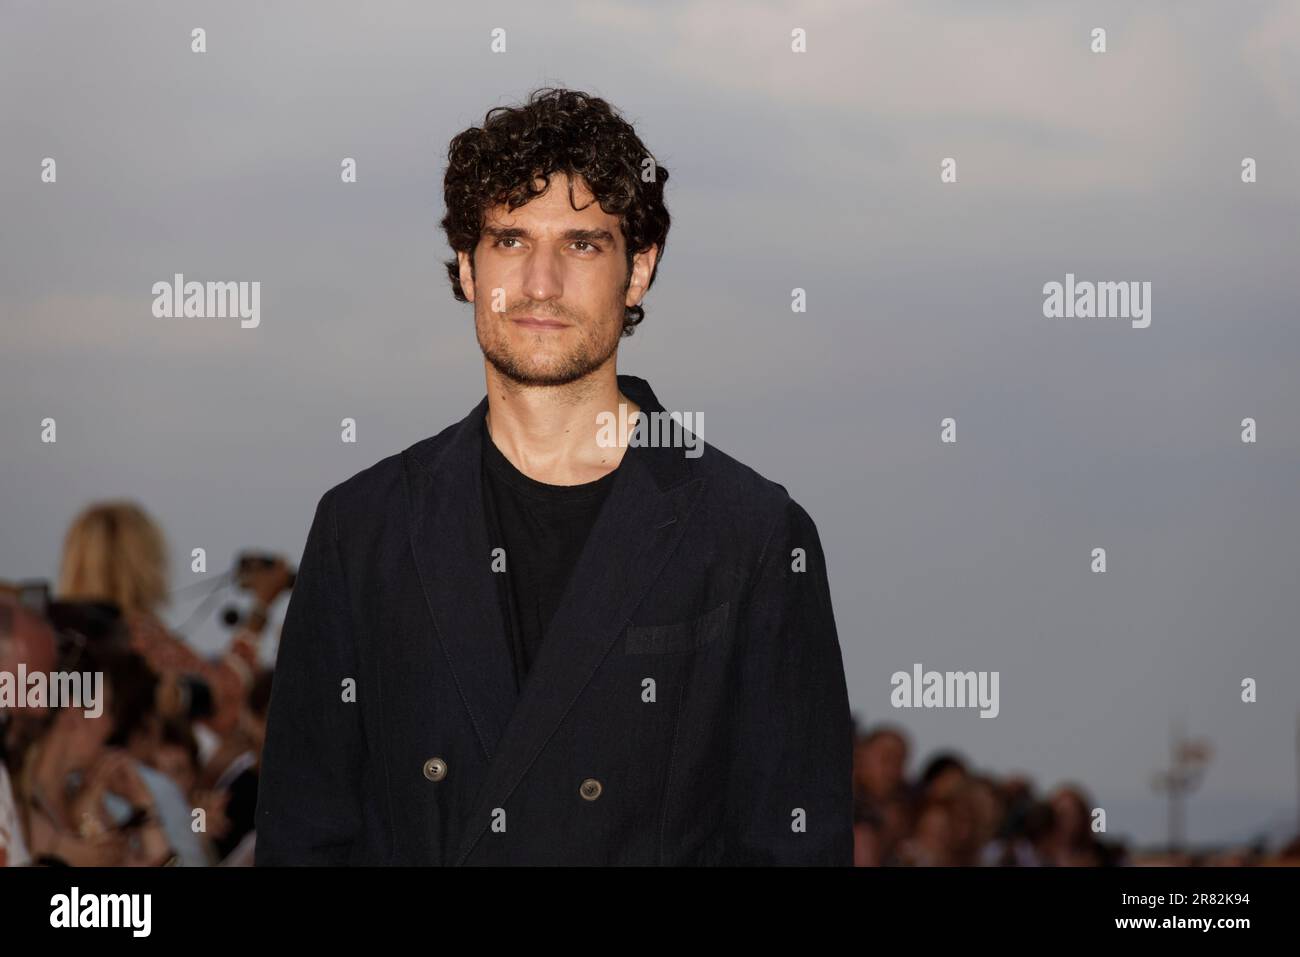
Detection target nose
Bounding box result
[519,245,565,304]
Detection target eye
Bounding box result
[572,241,600,253]
[494,237,521,249]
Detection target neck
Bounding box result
[483,361,640,485]
[31,735,74,803]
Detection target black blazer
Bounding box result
[255,374,853,865]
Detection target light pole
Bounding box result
[1151,718,1212,853]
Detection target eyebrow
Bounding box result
[482,225,616,245]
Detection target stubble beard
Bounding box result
[477,307,623,388]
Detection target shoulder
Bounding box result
[684,438,821,550]
[308,420,465,534]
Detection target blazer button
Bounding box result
[579,777,602,800]
[422,757,448,782]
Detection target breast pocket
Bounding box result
[624,601,730,655]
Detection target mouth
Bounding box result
[511,315,570,331]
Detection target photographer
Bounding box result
[0,589,58,866]
[16,639,179,866]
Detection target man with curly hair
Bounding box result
[257,88,853,866]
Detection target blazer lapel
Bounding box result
[404,397,520,763]
[452,374,706,864]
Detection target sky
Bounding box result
[2,0,1299,848]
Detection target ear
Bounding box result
[457,250,476,301]
[625,244,659,306]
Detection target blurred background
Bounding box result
[2,0,1299,865]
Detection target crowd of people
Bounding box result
[851,724,1300,866]
[852,725,1129,866]
[2,499,1297,867]
[0,501,288,866]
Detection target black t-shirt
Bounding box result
[480,417,620,694]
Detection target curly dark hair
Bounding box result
[440,87,671,337]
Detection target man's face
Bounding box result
[458,172,656,387]
[860,733,907,798]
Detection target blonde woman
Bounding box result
[53,501,225,865]
[59,501,288,677]
[57,501,202,674]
